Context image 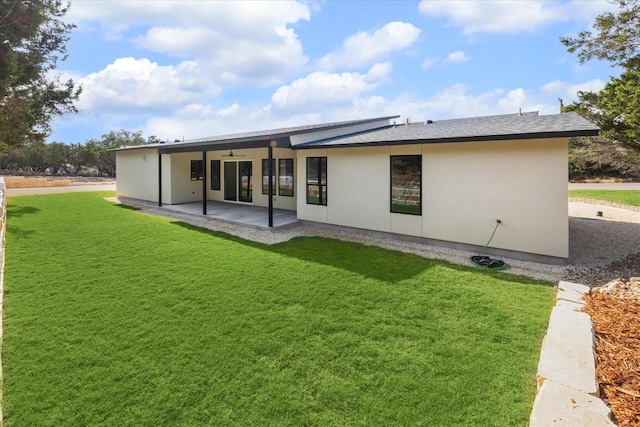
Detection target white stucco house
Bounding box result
[113,112,599,264]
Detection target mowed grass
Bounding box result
[569,189,640,206]
[3,192,555,426]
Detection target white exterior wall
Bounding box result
[297,138,569,259]
[115,149,163,202]
[167,152,204,204]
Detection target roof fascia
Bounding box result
[292,129,600,150]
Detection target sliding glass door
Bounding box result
[223,161,252,203]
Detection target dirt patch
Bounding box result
[2,175,114,188]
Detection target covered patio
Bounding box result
[159,200,299,229]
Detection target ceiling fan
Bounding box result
[221,149,247,158]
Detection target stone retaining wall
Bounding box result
[530,281,614,426]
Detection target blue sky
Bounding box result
[49,0,620,144]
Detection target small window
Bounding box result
[210,160,220,190]
[191,160,204,181]
[306,157,327,205]
[279,158,294,197]
[262,159,275,195]
[391,155,421,215]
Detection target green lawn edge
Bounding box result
[2,192,555,426]
[569,189,640,206]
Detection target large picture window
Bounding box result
[279,158,294,197]
[306,157,327,205]
[391,155,421,215]
[191,160,204,181]
[262,159,276,195]
[210,160,220,190]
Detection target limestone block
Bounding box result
[557,281,590,305]
[530,380,614,426]
[537,305,597,394]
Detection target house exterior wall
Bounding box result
[115,148,163,202]
[296,138,569,259]
[167,152,204,204]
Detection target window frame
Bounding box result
[278,158,294,197]
[191,159,204,181]
[306,157,327,206]
[390,155,422,215]
[210,159,221,190]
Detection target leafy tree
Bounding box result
[45,141,70,173]
[561,0,640,150]
[0,0,81,149]
[564,68,640,149]
[22,140,48,171]
[561,0,640,69]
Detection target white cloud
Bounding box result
[421,58,436,69]
[540,78,606,104]
[419,0,572,35]
[422,51,470,69]
[216,103,240,118]
[318,21,421,70]
[77,57,220,113]
[270,63,392,114]
[445,50,470,64]
[68,1,311,86]
[384,83,556,123]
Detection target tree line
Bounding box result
[0,130,157,177]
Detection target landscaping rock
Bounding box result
[530,380,615,426]
[536,304,597,395]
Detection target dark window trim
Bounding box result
[278,158,294,197]
[191,159,204,181]
[306,157,327,206]
[390,155,422,215]
[210,159,221,190]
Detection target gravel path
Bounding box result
[110,197,639,284]
[565,198,640,286]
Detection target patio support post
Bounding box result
[202,150,207,215]
[268,143,274,227]
[158,152,162,206]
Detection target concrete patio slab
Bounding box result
[159,201,299,229]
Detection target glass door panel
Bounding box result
[224,162,237,201]
[238,161,252,202]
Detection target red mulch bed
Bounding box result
[583,289,640,426]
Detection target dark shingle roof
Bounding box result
[112,116,398,153]
[112,112,599,154]
[295,112,599,149]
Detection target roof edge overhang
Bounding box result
[157,136,291,154]
[110,115,401,154]
[292,129,600,150]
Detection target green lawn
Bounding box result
[3,192,554,426]
[569,189,640,206]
